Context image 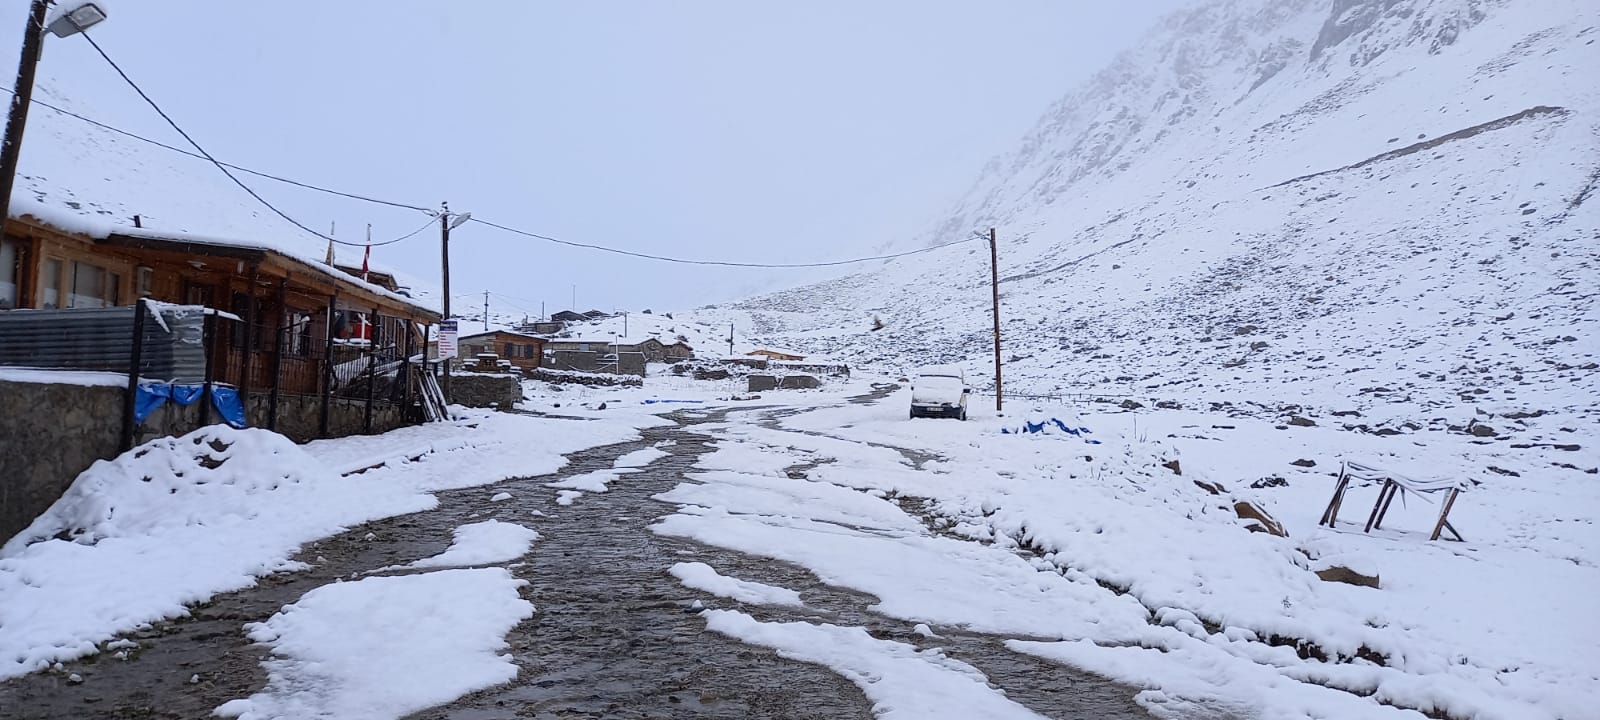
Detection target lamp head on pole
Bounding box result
[448,211,472,230]
[46,2,108,38]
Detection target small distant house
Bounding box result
[527,321,565,335]
[661,341,694,363]
[750,348,805,362]
[458,330,545,372]
[549,310,587,323]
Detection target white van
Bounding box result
[909,365,969,420]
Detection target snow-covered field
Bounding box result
[654,385,1599,719]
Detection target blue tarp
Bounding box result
[1002,417,1100,443]
[641,399,706,405]
[134,383,246,428]
[210,386,248,428]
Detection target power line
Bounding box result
[467,217,980,268]
[3,87,433,213]
[30,45,981,268]
[77,33,419,248]
[363,216,437,248]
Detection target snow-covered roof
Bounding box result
[458,329,545,342]
[8,67,439,316]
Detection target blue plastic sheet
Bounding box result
[133,383,244,427]
[1002,417,1101,443]
[641,399,706,405]
[210,386,248,428]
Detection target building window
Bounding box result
[0,239,18,308]
[286,311,313,357]
[135,266,153,296]
[69,261,108,308]
[42,258,62,309]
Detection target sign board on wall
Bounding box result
[438,320,459,360]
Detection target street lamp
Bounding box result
[0,1,110,241]
[46,2,108,38]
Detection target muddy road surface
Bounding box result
[1,404,1151,720]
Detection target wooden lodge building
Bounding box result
[1,212,441,438]
[458,329,546,372]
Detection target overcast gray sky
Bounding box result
[11,1,1192,316]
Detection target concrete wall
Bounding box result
[0,378,411,544]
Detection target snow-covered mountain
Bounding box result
[699,0,1598,424]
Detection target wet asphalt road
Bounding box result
[0,395,1151,720]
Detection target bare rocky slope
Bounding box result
[695,0,1598,426]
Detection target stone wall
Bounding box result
[0,378,413,544]
[747,374,822,392]
[546,350,647,377]
[449,374,523,409]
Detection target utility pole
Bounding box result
[0,0,49,234]
[440,201,452,402]
[989,227,1003,413]
[727,322,734,357]
[483,290,490,331]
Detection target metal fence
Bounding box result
[0,303,208,382]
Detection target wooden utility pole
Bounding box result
[483,290,490,331]
[440,202,452,402]
[0,0,49,233]
[989,227,1003,413]
[727,322,734,357]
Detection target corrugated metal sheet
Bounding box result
[0,304,210,382]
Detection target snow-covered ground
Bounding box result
[654,384,1599,720]
[0,407,652,682]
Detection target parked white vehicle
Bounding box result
[909,365,969,420]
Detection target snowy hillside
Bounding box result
[698,0,1598,423]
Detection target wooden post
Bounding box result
[440,203,452,404]
[1364,481,1395,533]
[364,304,379,434]
[239,266,259,417]
[989,227,1002,413]
[120,298,147,451]
[400,318,414,420]
[0,0,49,233]
[202,308,221,426]
[1431,488,1462,541]
[319,293,337,438]
[267,277,287,431]
[1319,465,1351,527]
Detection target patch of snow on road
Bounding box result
[555,490,583,506]
[613,446,669,468]
[488,492,513,503]
[669,562,802,607]
[214,568,531,720]
[544,469,638,493]
[702,609,1045,719]
[398,520,538,571]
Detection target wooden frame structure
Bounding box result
[4,215,441,437]
[1320,460,1466,542]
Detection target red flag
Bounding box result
[361,244,371,281]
